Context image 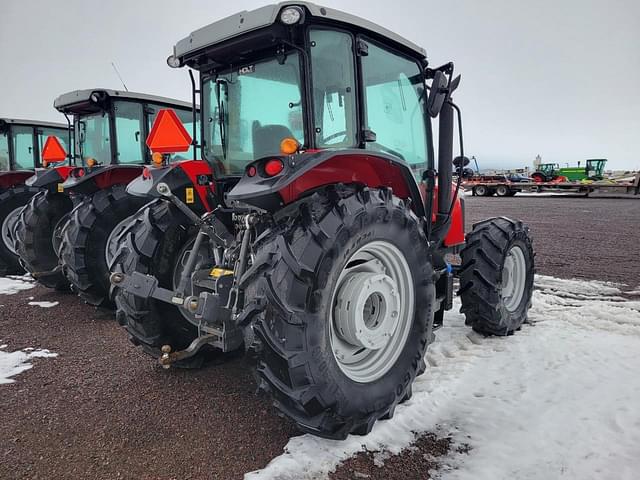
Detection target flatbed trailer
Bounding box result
[463,172,640,198]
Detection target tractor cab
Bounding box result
[0,118,70,191]
[166,3,436,213]
[586,158,606,179]
[26,89,196,195]
[539,163,559,176]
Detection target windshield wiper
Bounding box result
[215,79,228,159]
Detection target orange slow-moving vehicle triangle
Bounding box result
[146,109,193,154]
[41,136,67,163]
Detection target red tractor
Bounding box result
[14,89,196,305]
[111,2,534,439]
[0,118,71,275]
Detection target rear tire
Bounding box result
[474,185,490,196]
[14,190,73,289]
[458,217,534,335]
[111,199,209,366]
[0,186,39,275]
[59,185,148,307]
[242,186,435,439]
[495,185,511,197]
[531,173,545,183]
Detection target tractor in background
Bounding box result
[532,159,607,183]
[0,118,70,275]
[111,2,535,439]
[14,89,196,305]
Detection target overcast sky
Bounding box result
[1,0,638,170]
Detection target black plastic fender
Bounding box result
[127,164,211,214]
[61,164,143,195]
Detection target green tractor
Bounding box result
[532,159,607,183]
[559,158,607,181]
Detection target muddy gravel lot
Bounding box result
[1,195,638,480]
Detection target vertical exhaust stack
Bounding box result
[437,101,453,227]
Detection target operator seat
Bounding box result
[252,121,294,158]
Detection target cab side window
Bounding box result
[0,130,9,171]
[114,101,144,164]
[38,128,71,165]
[147,105,199,161]
[361,42,429,166]
[11,126,35,169]
[309,29,357,148]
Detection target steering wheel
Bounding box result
[321,131,348,144]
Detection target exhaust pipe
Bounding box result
[437,101,453,228]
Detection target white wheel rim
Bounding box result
[105,215,135,265]
[330,240,414,383]
[1,206,23,255]
[502,245,527,312]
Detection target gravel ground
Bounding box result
[1,195,638,480]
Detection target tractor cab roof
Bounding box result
[54,89,193,115]
[173,1,427,69]
[0,117,67,132]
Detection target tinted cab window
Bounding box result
[11,126,36,169]
[148,105,198,162]
[0,129,9,171]
[114,101,144,164]
[361,42,429,167]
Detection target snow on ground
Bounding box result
[246,275,640,480]
[0,344,57,385]
[27,301,59,308]
[0,275,35,295]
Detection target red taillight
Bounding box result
[264,159,284,177]
[75,168,85,178]
[247,165,257,177]
[142,167,151,179]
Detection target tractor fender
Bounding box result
[25,166,75,192]
[0,170,34,190]
[62,164,143,195]
[126,160,214,213]
[227,149,425,217]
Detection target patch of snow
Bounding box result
[0,275,35,295]
[246,276,640,480]
[0,347,57,385]
[28,301,59,308]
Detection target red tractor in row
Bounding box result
[0,118,70,275]
[14,89,197,306]
[111,2,535,439]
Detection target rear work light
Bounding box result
[264,159,284,177]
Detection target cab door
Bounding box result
[10,126,37,170]
[113,101,145,164]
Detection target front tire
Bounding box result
[59,185,148,307]
[14,190,74,288]
[242,186,435,439]
[0,186,39,275]
[458,217,534,335]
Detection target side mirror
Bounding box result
[426,70,448,118]
[453,156,470,168]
